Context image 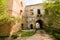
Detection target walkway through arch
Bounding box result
[36,20,44,30]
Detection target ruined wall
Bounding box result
[10,0,25,35]
[0,0,25,36]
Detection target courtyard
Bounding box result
[3,30,55,40]
[0,0,60,40]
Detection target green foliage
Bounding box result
[0,0,21,27]
[0,0,10,26]
[45,27,60,40]
[54,33,60,40]
[11,16,22,23]
[44,1,60,39]
[14,30,35,37]
[43,0,60,27]
[21,31,35,37]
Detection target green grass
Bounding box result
[45,27,60,40]
[53,33,60,40]
[14,30,35,37]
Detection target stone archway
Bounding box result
[36,20,43,30]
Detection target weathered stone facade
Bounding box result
[25,3,60,30]
[24,3,47,29]
[9,0,25,36]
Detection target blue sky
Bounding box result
[23,0,44,5]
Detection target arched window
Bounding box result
[20,10,22,14]
[37,9,41,14]
[30,24,33,29]
[21,2,23,7]
[21,24,23,30]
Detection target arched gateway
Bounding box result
[36,20,44,30]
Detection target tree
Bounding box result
[43,0,60,28]
[0,0,21,27]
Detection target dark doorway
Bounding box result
[30,24,33,29]
[21,24,23,30]
[36,20,43,30]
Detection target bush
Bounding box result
[45,27,60,40]
[53,33,60,40]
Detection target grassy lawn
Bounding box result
[14,30,36,37]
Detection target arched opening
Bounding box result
[36,20,43,30]
[30,24,33,29]
[21,24,24,30]
[21,1,23,7]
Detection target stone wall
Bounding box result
[25,3,45,29]
[0,0,25,36]
[25,3,60,30]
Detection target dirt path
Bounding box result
[21,30,55,40]
[5,30,55,40]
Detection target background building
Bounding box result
[25,3,60,30]
[25,3,47,29]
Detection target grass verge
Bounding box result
[14,30,36,37]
